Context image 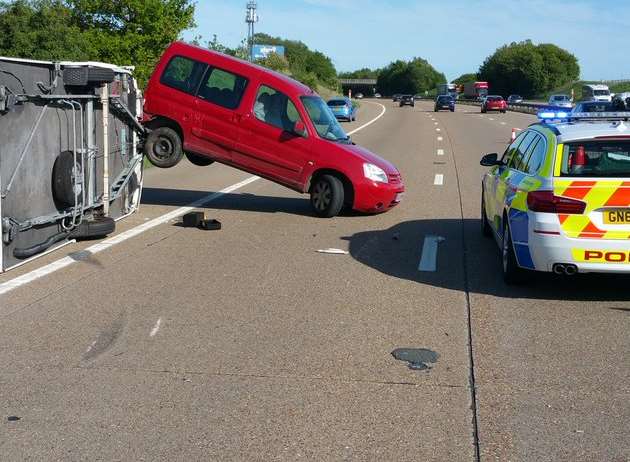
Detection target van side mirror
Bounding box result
[480,153,501,166]
[292,120,307,138]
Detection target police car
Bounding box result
[480,111,630,283]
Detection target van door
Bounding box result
[192,66,249,161]
[234,85,312,189]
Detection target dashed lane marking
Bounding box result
[418,235,445,272]
[434,174,444,185]
[437,149,444,156]
[150,318,162,337]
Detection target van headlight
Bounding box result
[363,163,388,183]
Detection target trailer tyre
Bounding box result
[52,150,81,208]
[144,127,184,168]
[69,216,116,240]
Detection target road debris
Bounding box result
[316,248,349,255]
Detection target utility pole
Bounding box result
[246,1,259,62]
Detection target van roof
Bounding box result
[168,41,315,97]
[583,84,610,90]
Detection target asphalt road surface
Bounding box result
[1,100,629,461]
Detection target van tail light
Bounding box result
[527,190,586,214]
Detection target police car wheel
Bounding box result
[481,193,492,237]
[502,222,525,284]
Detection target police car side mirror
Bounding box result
[480,153,501,166]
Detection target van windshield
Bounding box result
[560,141,630,177]
[301,96,349,143]
[594,90,610,96]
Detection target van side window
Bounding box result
[160,56,206,95]
[253,85,301,132]
[197,67,248,110]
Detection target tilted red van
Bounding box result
[142,41,404,217]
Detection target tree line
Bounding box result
[343,41,580,98]
[0,1,340,92]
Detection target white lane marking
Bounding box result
[418,236,445,272]
[347,102,387,136]
[434,174,444,185]
[150,318,162,337]
[0,103,388,299]
[489,117,494,121]
[501,122,506,125]
[437,136,443,141]
[437,149,444,156]
[434,122,438,125]
[316,248,349,255]
[436,128,441,132]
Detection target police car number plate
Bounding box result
[604,209,630,224]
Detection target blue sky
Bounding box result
[186,0,630,81]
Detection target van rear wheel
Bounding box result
[310,174,344,218]
[144,126,184,168]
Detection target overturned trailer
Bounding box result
[0,57,145,272]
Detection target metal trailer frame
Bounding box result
[0,56,146,272]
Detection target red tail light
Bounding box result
[527,190,586,214]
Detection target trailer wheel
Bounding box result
[144,126,184,168]
[52,150,82,208]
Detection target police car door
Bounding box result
[494,131,538,234]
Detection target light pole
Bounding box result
[246,1,259,62]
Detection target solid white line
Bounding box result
[418,236,445,272]
[347,102,386,136]
[150,317,162,337]
[437,149,444,156]
[434,174,444,185]
[0,102,388,298]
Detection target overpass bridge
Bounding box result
[339,78,377,96]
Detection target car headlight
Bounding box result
[363,163,388,183]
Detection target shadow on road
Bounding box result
[141,187,370,218]
[342,218,630,302]
[142,187,313,216]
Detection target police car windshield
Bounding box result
[560,141,630,177]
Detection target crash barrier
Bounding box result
[0,57,144,272]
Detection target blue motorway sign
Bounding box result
[252,44,286,60]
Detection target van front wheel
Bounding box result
[310,174,344,218]
[144,127,184,168]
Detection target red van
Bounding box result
[142,42,404,217]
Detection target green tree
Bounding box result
[377,57,445,95]
[339,67,380,79]
[0,0,195,86]
[68,0,195,84]
[478,40,579,98]
[0,0,96,61]
[451,73,478,84]
[253,33,339,90]
[256,52,290,74]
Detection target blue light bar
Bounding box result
[538,111,630,123]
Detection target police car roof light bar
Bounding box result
[537,111,630,123]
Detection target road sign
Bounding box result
[252,45,285,60]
